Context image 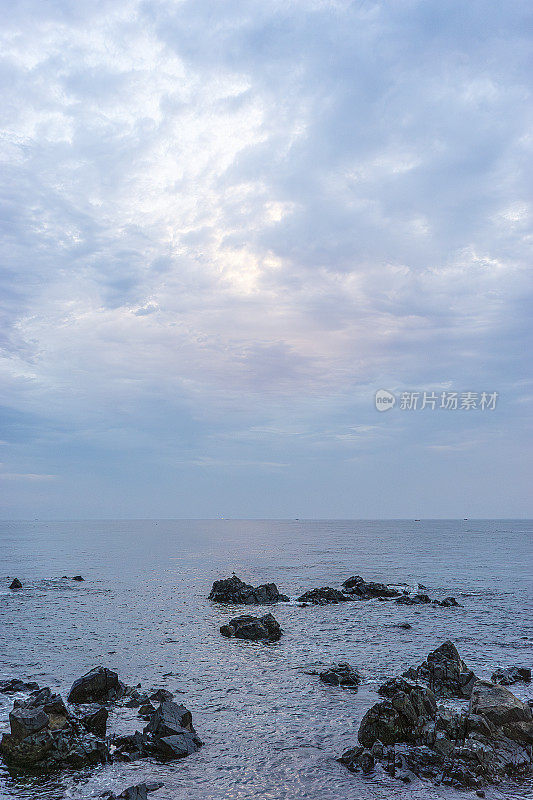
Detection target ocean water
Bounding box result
[0,519,532,800]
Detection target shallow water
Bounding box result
[0,519,532,800]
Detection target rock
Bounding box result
[76,704,108,737]
[220,613,282,641]
[395,623,412,629]
[0,688,109,769]
[208,574,288,604]
[72,575,84,581]
[491,666,531,685]
[402,640,478,698]
[395,593,431,605]
[342,576,401,599]
[138,703,156,719]
[9,579,22,590]
[418,583,427,590]
[432,596,462,607]
[0,679,40,694]
[102,782,164,800]
[114,701,202,762]
[319,663,361,687]
[150,689,173,703]
[68,666,126,704]
[296,587,351,604]
[340,647,533,789]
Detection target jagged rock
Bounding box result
[113,701,202,762]
[220,613,282,641]
[395,593,431,605]
[402,640,478,698]
[138,703,156,719]
[9,579,22,590]
[76,704,108,737]
[72,576,84,581]
[0,679,40,694]
[68,666,126,704]
[296,587,351,604]
[491,666,531,686]
[340,645,533,790]
[0,688,109,769]
[342,576,401,599]
[150,689,173,703]
[433,596,462,607]
[208,575,288,604]
[100,781,164,799]
[319,663,361,687]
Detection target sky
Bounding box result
[0,0,532,519]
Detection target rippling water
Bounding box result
[0,519,532,800]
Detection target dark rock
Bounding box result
[9,579,22,590]
[491,666,531,686]
[220,613,282,641]
[358,680,436,747]
[319,663,361,687]
[0,679,40,694]
[418,583,427,590]
[470,680,533,740]
[402,640,478,698]
[68,666,126,704]
[102,782,164,800]
[432,596,462,607]
[138,703,156,719]
[395,593,431,605]
[150,689,173,703]
[114,701,202,763]
[342,576,400,599]
[296,587,351,604]
[76,704,108,737]
[72,576,84,581]
[0,688,109,769]
[143,701,196,738]
[395,623,412,629]
[208,574,288,604]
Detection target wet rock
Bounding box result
[432,596,462,607]
[395,623,412,629]
[0,688,109,769]
[402,640,478,698]
[114,701,202,762]
[68,666,126,704]
[470,680,533,741]
[491,666,531,686]
[208,574,288,604]
[395,593,431,605]
[9,579,22,590]
[342,576,401,599]
[138,703,156,720]
[150,689,173,704]
[76,704,108,738]
[0,679,40,694]
[319,663,361,687]
[358,680,436,747]
[296,587,351,604]
[72,576,84,581]
[102,782,164,799]
[220,613,282,642]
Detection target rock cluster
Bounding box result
[339,642,533,789]
[102,784,163,800]
[491,666,531,685]
[0,678,40,694]
[0,687,109,769]
[342,576,401,599]
[319,663,361,687]
[402,640,478,698]
[114,701,203,761]
[220,613,282,641]
[297,587,350,604]
[209,575,288,604]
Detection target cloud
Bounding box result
[0,0,531,515]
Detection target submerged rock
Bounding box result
[296,587,351,604]
[103,782,164,799]
[114,701,202,762]
[68,666,126,704]
[402,640,478,698]
[208,575,288,604]
[72,576,84,581]
[319,663,361,687]
[342,576,401,599]
[339,644,533,790]
[150,689,173,704]
[9,579,22,590]
[491,666,531,686]
[0,679,40,694]
[220,613,282,642]
[432,596,462,607]
[395,593,431,605]
[0,687,109,769]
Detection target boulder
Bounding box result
[114,701,202,762]
[358,681,436,748]
[432,596,462,607]
[68,666,126,704]
[138,703,156,720]
[9,579,22,590]
[143,701,196,737]
[76,704,108,737]
[395,593,431,605]
[72,576,84,581]
[470,680,533,741]
[150,689,173,704]
[402,640,478,698]
[103,784,164,800]
[342,576,401,599]
[319,663,361,687]
[491,666,531,686]
[0,678,40,694]
[208,575,288,604]
[296,587,351,604]
[220,613,282,642]
[0,688,109,769]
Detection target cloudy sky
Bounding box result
[0,0,531,519]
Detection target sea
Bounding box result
[0,519,532,800]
